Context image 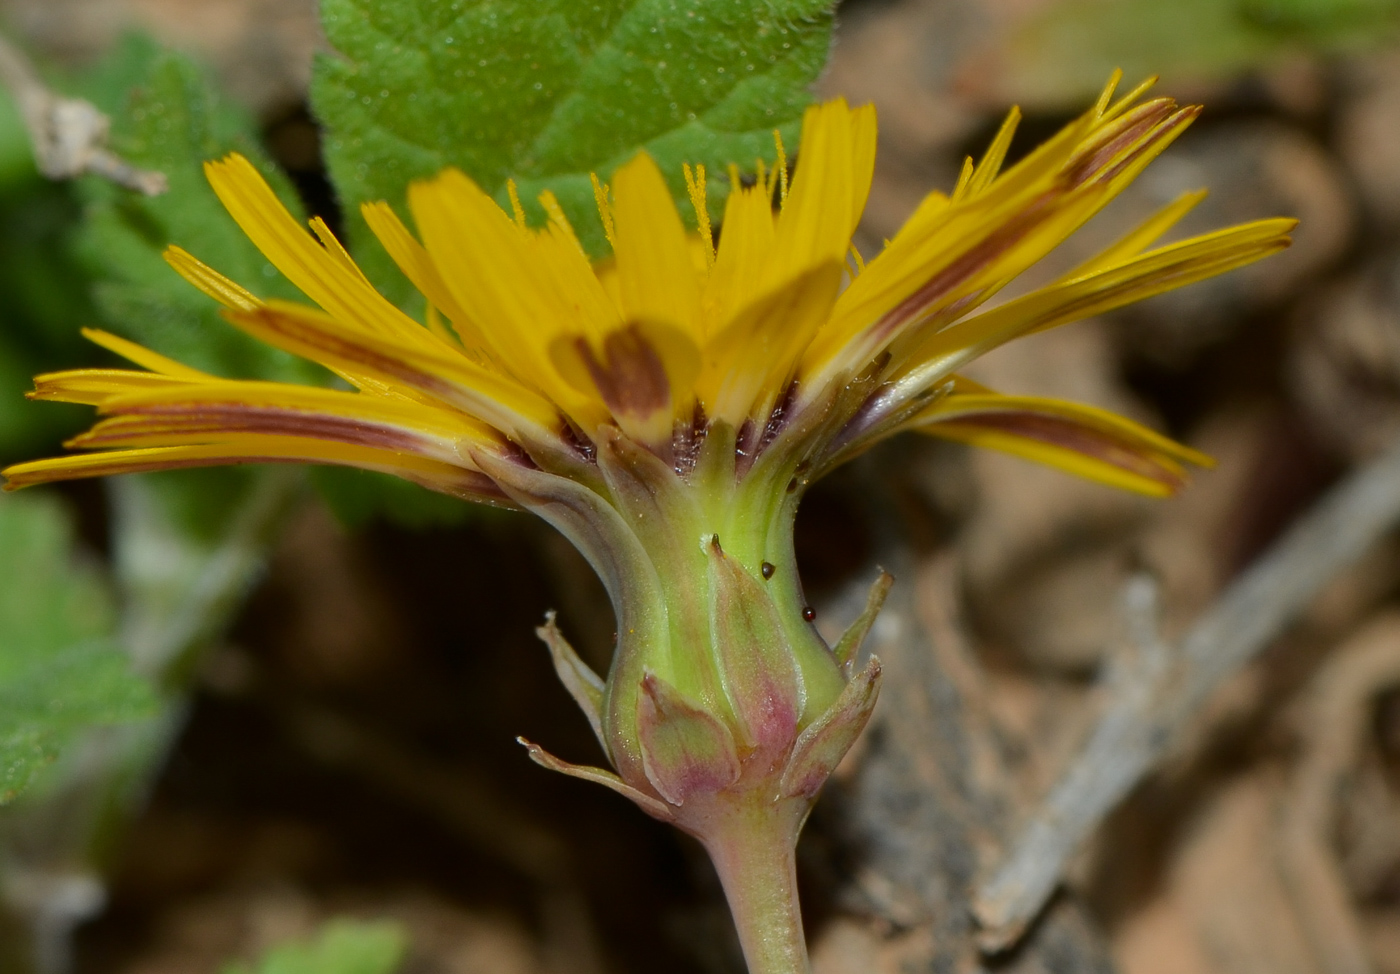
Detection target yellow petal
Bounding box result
[767,100,876,289]
[700,261,844,425]
[704,181,776,334]
[222,300,560,439]
[910,391,1211,496]
[361,200,492,354]
[30,369,195,406]
[81,328,211,379]
[610,151,701,337]
[96,378,492,443]
[895,217,1296,390]
[408,168,613,414]
[3,440,511,505]
[205,154,426,344]
[550,320,699,447]
[164,246,263,312]
[73,406,469,473]
[808,96,1197,383]
[964,107,1021,199]
[1058,188,1207,282]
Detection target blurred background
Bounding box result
[0,0,1397,972]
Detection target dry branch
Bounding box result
[0,31,166,194]
[817,456,1124,973]
[975,436,1400,950]
[1277,615,1400,974]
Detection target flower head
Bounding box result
[7,74,1288,503]
[3,75,1292,925]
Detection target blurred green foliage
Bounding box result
[0,93,102,465]
[73,34,319,384]
[0,491,155,804]
[309,466,481,528]
[222,919,408,974]
[1002,0,1400,105]
[1241,0,1400,30]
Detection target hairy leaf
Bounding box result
[311,0,836,264]
[0,492,155,804]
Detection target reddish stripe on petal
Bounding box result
[237,307,468,404]
[871,197,1054,341]
[574,323,671,419]
[74,407,450,458]
[1066,100,1178,187]
[224,304,556,441]
[933,410,1188,490]
[4,443,511,504]
[1088,108,1200,189]
[861,104,1204,369]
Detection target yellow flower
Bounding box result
[4,74,1290,501]
[0,75,1298,974]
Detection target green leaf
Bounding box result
[0,491,156,803]
[222,919,408,974]
[71,35,321,384]
[311,0,835,266]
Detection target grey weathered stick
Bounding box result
[1275,614,1400,974]
[0,32,166,194]
[112,469,304,679]
[975,436,1400,950]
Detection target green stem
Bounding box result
[702,800,810,974]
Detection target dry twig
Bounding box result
[1276,614,1400,974]
[0,31,165,194]
[975,436,1400,950]
[815,458,1121,973]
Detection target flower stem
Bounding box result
[702,799,810,974]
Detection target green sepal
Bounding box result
[637,670,741,806]
[518,736,673,821]
[535,611,607,751]
[706,535,800,756]
[833,570,894,671]
[778,656,882,801]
